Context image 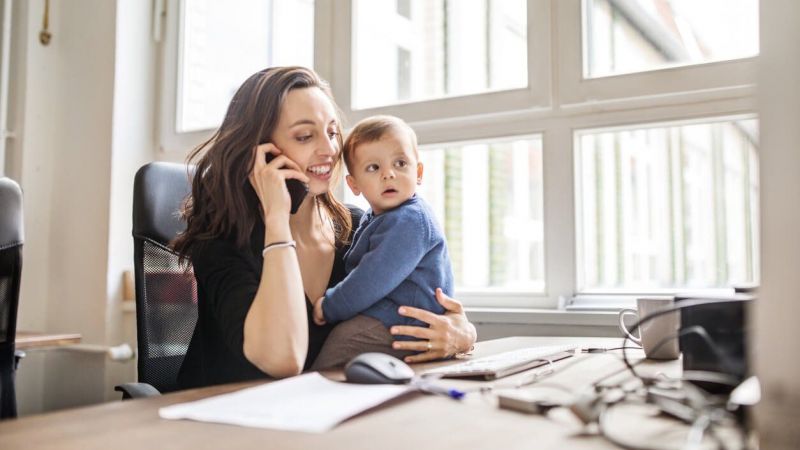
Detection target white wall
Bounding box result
[755,0,800,446]
[13,0,115,412]
[7,0,48,413]
[104,0,159,400]
[10,0,156,414]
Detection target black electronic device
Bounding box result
[264,152,308,214]
[344,353,415,385]
[676,294,753,394]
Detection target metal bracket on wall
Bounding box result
[39,0,52,45]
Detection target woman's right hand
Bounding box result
[249,143,310,222]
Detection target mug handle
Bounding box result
[618,309,642,345]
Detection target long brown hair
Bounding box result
[172,67,352,262]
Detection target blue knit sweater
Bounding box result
[322,195,454,331]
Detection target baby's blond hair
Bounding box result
[343,115,418,173]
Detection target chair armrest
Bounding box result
[114,383,162,400]
[14,350,25,370]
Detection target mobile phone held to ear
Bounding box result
[265,152,309,214]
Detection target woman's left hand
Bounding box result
[390,288,477,363]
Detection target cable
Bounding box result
[597,398,738,450]
[583,346,642,353]
[476,349,639,395]
[471,358,568,394]
[595,303,750,450]
[620,298,745,388]
[598,401,671,450]
[685,412,711,449]
[475,336,747,449]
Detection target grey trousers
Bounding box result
[310,315,415,370]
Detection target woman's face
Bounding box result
[270,87,341,196]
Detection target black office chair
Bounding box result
[115,162,197,399]
[0,177,24,419]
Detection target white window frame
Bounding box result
[572,113,760,297]
[157,0,759,309]
[556,0,758,105]
[157,0,215,157]
[323,0,552,124]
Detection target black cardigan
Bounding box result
[177,207,362,389]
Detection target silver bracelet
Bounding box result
[261,240,297,256]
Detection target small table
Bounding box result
[14,331,82,350]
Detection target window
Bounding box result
[397,47,411,100]
[576,117,759,292]
[397,0,411,19]
[584,0,759,78]
[163,1,759,308]
[345,136,545,293]
[351,0,528,109]
[173,0,314,134]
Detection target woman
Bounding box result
[173,67,476,388]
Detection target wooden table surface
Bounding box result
[15,331,82,350]
[0,336,712,450]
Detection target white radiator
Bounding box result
[60,343,135,362]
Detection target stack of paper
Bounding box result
[159,373,411,433]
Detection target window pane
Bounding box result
[576,118,759,291]
[344,137,544,292]
[178,0,314,132]
[584,0,759,78]
[352,0,527,109]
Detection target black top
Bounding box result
[177,206,363,389]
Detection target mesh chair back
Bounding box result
[0,177,23,418]
[132,163,197,393]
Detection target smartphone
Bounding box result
[265,152,309,214]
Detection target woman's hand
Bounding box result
[390,288,477,363]
[250,143,310,222]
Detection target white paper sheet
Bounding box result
[158,372,411,433]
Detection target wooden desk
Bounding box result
[14,331,82,350]
[0,337,706,450]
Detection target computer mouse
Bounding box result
[344,352,415,385]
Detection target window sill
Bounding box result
[465,307,620,327]
[122,299,621,327]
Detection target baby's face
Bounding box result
[346,129,422,215]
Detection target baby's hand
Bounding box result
[313,296,327,325]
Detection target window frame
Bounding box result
[573,113,760,296]
[324,0,552,124]
[157,0,759,309]
[559,0,758,105]
[158,0,214,156]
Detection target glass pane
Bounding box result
[344,137,544,292]
[576,118,759,291]
[583,0,759,78]
[178,0,314,132]
[352,0,527,109]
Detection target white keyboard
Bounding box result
[422,345,577,380]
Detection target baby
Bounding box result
[311,115,454,369]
